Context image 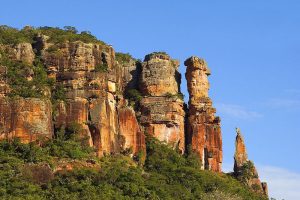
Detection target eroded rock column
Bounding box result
[185,56,222,172]
[139,53,185,152]
[234,128,268,196]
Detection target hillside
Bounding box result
[0,25,268,200]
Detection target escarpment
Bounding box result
[0,26,268,197]
[0,28,223,171]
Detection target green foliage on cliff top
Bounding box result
[0,135,267,200]
[115,52,135,64]
[0,57,54,98]
[0,25,106,45]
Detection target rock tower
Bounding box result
[185,56,222,172]
[139,53,185,152]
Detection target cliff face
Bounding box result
[39,38,119,156]
[0,28,266,181]
[184,56,222,172]
[234,128,268,196]
[0,34,145,157]
[0,39,222,170]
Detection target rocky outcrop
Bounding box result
[0,43,35,64]
[234,128,268,196]
[0,97,53,142]
[0,34,146,157]
[0,66,9,97]
[139,53,180,96]
[40,39,120,156]
[115,56,140,93]
[139,53,185,152]
[38,37,145,157]
[185,56,222,172]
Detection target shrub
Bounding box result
[0,137,267,200]
[21,164,54,185]
[126,89,142,103]
[52,84,66,102]
[0,56,53,98]
[0,25,106,46]
[115,52,135,64]
[94,63,108,72]
[0,25,34,45]
[164,92,184,100]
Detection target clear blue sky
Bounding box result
[1,0,300,198]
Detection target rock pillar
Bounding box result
[185,56,222,172]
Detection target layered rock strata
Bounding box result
[185,56,222,172]
[139,53,185,152]
[0,37,145,157]
[234,128,268,196]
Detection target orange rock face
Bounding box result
[39,38,145,157]
[0,98,53,142]
[185,56,222,172]
[234,128,248,170]
[140,96,185,152]
[118,104,145,154]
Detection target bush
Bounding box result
[115,52,135,64]
[164,92,184,100]
[0,25,34,45]
[0,25,106,46]
[94,63,108,72]
[0,137,267,200]
[0,56,53,98]
[125,89,143,108]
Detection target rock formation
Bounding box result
[139,53,185,152]
[234,128,268,196]
[185,56,222,172]
[0,28,268,195]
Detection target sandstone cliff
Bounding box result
[0,28,145,157]
[0,27,267,195]
[0,32,221,171]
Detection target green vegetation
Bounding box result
[0,25,35,45]
[149,51,168,56]
[94,63,108,72]
[125,89,143,108]
[236,160,259,183]
[0,25,106,46]
[115,52,135,64]
[165,92,184,100]
[51,84,66,102]
[0,56,54,98]
[0,135,267,200]
[37,26,106,45]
